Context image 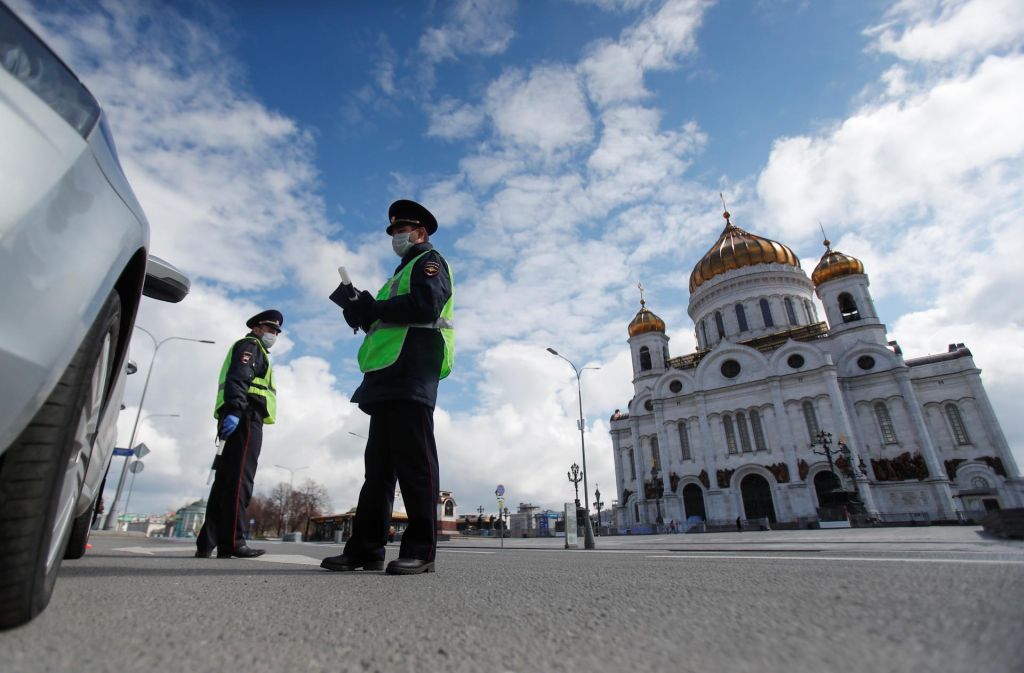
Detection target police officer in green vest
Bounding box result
[196,309,282,559]
[322,199,453,575]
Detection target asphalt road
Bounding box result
[3,528,1023,673]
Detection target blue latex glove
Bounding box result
[219,414,240,439]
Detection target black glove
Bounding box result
[355,290,376,320]
[341,306,360,330]
[329,281,358,308]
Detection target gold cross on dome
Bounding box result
[638,281,646,307]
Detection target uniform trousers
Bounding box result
[343,400,439,562]
[197,410,263,554]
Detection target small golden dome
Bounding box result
[628,297,666,337]
[811,239,865,286]
[689,211,801,292]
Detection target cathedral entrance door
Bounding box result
[682,484,706,521]
[740,474,776,523]
[813,470,843,507]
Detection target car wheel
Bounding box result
[0,291,121,629]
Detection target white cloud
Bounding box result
[867,0,1024,63]
[485,66,595,156]
[419,0,518,63]
[581,0,709,107]
[427,97,486,140]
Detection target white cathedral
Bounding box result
[609,210,1023,528]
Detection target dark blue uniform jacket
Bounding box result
[217,336,269,420]
[331,242,452,411]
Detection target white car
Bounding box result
[0,3,188,629]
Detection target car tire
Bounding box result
[0,291,121,630]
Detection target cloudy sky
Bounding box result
[14,0,1024,518]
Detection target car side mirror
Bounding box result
[143,254,190,303]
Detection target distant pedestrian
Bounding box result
[736,516,742,531]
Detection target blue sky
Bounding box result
[14,0,1024,517]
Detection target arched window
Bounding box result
[723,414,738,454]
[715,311,725,339]
[750,409,767,451]
[650,435,661,471]
[945,403,970,445]
[804,299,817,323]
[874,402,898,444]
[802,401,820,441]
[735,304,749,332]
[785,297,797,325]
[838,293,860,322]
[444,500,454,516]
[678,421,692,461]
[628,448,636,480]
[639,346,652,371]
[760,298,774,327]
[736,412,752,453]
[699,319,709,348]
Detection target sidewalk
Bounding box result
[439,525,1024,554]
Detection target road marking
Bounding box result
[112,545,195,555]
[439,549,495,555]
[647,554,1024,565]
[251,554,323,566]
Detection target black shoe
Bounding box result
[217,545,266,559]
[320,554,385,572]
[195,549,212,558]
[385,558,435,575]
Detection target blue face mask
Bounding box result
[392,232,415,257]
[260,332,277,349]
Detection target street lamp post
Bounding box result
[104,327,214,529]
[567,463,583,506]
[650,464,665,529]
[274,464,309,535]
[810,430,845,491]
[119,413,180,526]
[593,485,604,534]
[546,348,597,550]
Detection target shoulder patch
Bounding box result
[240,351,252,365]
[423,261,441,277]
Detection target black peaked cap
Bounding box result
[246,309,284,330]
[387,199,438,235]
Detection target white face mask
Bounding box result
[260,332,277,349]
[392,231,415,257]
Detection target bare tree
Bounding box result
[269,482,290,537]
[292,479,331,540]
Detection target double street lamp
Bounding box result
[593,485,604,534]
[650,464,665,528]
[546,348,597,550]
[104,326,214,529]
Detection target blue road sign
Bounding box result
[113,447,133,457]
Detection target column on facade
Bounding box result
[768,378,802,487]
[695,393,719,490]
[895,370,958,516]
[653,402,675,499]
[611,430,625,504]
[966,372,1022,480]
[894,371,947,479]
[824,370,879,514]
[629,414,647,524]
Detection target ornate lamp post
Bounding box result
[567,463,583,507]
[810,430,843,491]
[650,464,665,528]
[546,348,598,550]
[593,485,604,534]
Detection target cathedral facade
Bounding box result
[609,211,1023,528]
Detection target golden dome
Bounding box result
[811,239,865,286]
[628,297,666,337]
[689,211,801,292]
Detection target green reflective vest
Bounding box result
[213,336,276,424]
[357,251,454,378]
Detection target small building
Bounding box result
[172,499,206,537]
[438,491,458,533]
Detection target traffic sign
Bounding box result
[113,447,132,457]
[495,484,505,497]
[128,460,144,474]
[133,442,151,458]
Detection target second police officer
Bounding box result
[196,310,282,559]
[322,199,453,575]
